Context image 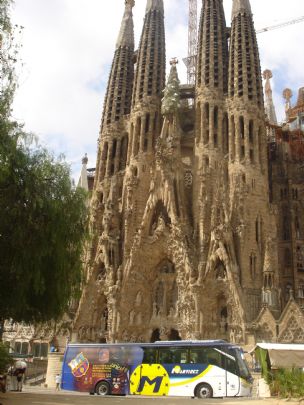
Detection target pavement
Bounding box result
[0,386,303,405]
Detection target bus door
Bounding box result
[215,348,240,396]
[200,347,226,397]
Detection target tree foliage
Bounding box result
[0,0,89,323]
[0,343,13,373]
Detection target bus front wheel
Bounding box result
[195,383,213,399]
[95,381,110,396]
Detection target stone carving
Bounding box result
[63,0,304,352]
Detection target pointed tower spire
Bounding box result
[116,0,135,48]
[146,0,164,13]
[197,0,228,93]
[100,0,135,131]
[262,237,279,309]
[132,0,165,108]
[229,0,263,107]
[77,154,89,191]
[263,70,277,125]
[161,58,180,117]
[231,0,252,19]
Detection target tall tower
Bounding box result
[228,0,279,319]
[123,0,166,253]
[73,0,135,342]
[195,0,229,250]
[193,0,250,341]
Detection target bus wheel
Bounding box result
[95,381,110,396]
[195,383,213,399]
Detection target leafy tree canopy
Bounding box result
[0,0,88,324]
[0,343,13,373]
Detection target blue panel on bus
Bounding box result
[62,345,144,394]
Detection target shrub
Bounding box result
[267,368,304,398]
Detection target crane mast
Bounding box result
[185,0,197,85]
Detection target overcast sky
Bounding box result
[11,0,304,179]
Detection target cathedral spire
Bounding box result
[100,0,135,131]
[231,0,252,19]
[229,0,263,107]
[263,70,277,125]
[196,0,228,93]
[116,0,135,49]
[145,0,164,13]
[132,0,165,107]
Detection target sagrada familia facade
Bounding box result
[71,0,304,346]
[4,0,304,357]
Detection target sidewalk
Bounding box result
[21,384,86,396]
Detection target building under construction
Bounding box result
[71,0,304,346]
[3,0,304,375]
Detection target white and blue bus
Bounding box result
[61,340,252,398]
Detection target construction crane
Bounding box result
[184,0,304,85]
[256,16,304,34]
[183,0,198,85]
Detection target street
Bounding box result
[0,392,295,405]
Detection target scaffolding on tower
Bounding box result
[183,0,197,85]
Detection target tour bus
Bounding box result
[61,340,252,398]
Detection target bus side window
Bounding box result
[142,348,157,364]
[205,348,223,368]
[180,351,187,364]
[159,349,172,364]
[159,348,188,364]
[190,348,207,364]
[190,352,198,363]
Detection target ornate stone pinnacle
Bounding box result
[82,153,88,165]
[263,69,277,124]
[283,88,293,102]
[125,0,135,8]
[263,69,273,81]
[170,57,178,66]
[263,69,273,95]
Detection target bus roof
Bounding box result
[67,340,233,348]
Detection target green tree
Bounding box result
[0,343,13,373]
[0,1,88,329]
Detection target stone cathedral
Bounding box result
[72,0,304,346]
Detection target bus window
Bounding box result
[225,355,237,375]
[205,348,223,367]
[220,346,245,377]
[190,348,207,363]
[190,347,224,367]
[234,349,251,380]
[142,347,157,364]
[159,348,188,364]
